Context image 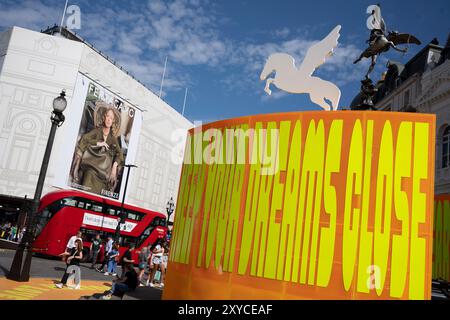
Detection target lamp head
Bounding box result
[53,90,67,113]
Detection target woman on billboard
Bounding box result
[72,101,124,197]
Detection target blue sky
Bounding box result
[0,0,449,123]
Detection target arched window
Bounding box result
[443,126,450,168]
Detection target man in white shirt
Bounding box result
[66,231,83,252]
[59,231,82,262]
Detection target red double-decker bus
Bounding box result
[32,190,167,262]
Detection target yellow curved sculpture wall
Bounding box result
[163,111,436,300]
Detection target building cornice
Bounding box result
[416,76,450,109]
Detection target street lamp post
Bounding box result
[166,197,175,227]
[8,91,67,282]
[114,164,137,244]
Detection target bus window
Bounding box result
[152,217,166,227]
[120,236,137,248]
[35,208,51,237]
[123,211,144,222]
[79,227,98,243]
[85,202,92,211]
[77,201,85,209]
[62,198,77,207]
[136,225,153,248]
[35,201,63,237]
[92,204,103,213]
[106,208,117,216]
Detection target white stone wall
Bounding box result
[0,26,192,216]
[0,27,84,199]
[377,58,450,195]
[418,60,450,195]
[0,28,12,74]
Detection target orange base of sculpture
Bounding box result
[163,111,436,300]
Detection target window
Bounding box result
[135,216,166,248]
[62,198,77,207]
[119,236,137,248]
[152,167,163,205]
[60,197,144,222]
[104,206,144,221]
[106,207,117,216]
[152,216,166,227]
[443,126,450,168]
[35,201,63,237]
[123,210,144,221]
[136,225,154,248]
[91,204,103,213]
[79,228,98,243]
[404,90,410,108]
[127,212,137,220]
[61,198,103,212]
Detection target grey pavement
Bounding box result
[0,249,118,281]
[0,249,163,300]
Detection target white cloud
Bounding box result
[0,0,228,94]
[0,0,61,31]
[0,0,377,102]
[225,30,373,99]
[273,27,290,39]
[148,0,167,15]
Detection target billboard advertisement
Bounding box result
[163,111,435,300]
[54,73,142,201]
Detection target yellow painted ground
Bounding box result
[0,277,110,300]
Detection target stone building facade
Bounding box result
[351,35,450,194]
[0,26,192,219]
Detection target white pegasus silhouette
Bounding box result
[260,25,342,111]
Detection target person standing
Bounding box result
[17,228,25,243]
[148,240,164,287]
[119,243,135,279]
[137,247,150,286]
[55,239,83,289]
[160,243,169,288]
[4,222,11,240]
[106,243,120,276]
[96,236,113,273]
[8,225,17,242]
[90,234,102,269]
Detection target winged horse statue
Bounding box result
[260,25,342,111]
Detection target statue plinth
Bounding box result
[352,78,378,111]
